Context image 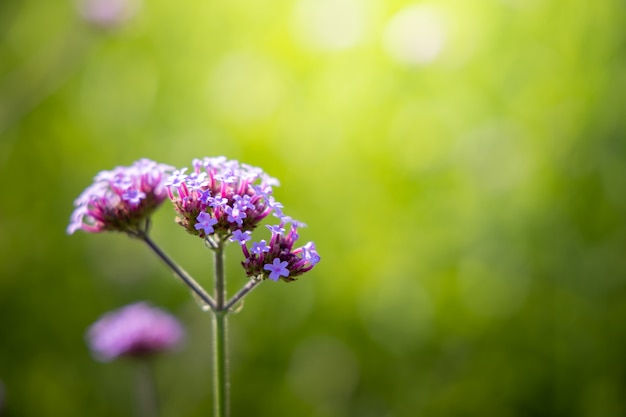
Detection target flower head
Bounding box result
[67,159,173,235]
[166,157,282,239]
[86,302,184,362]
[241,220,320,282]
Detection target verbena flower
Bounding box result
[165,157,281,239]
[77,0,140,29]
[241,220,320,282]
[86,302,184,361]
[67,159,173,235]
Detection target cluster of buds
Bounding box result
[165,156,281,238]
[86,302,184,362]
[67,159,173,235]
[165,157,320,282]
[238,221,320,282]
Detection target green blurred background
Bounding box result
[1,0,626,415]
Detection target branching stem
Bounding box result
[136,230,216,311]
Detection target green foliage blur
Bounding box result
[1,0,626,415]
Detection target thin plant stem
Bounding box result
[135,359,160,417]
[212,311,228,417]
[212,239,229,417]
[224,278,262,312]
[214,239,226,309]
[137,231,216,311]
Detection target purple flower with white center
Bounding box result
[267,197,284,217]
[112,174,134,190]
[67,159,173,235]
[208,196,228,209]
[225,205,246,226]
[251,240,270,255]
[167,157,283,238]
[165,168,188,187]
[301,242,321,265]
[186,172,208,190]
[86,302,184,362]
[122,189,146,207]
[251,184,271,200]
[229,230,251,245]
[263,258,290,281]
[266,224,285,235]
[195,212,218,235]
[233,194,255,211]
[214,170,237,184]
[198,189,212,205]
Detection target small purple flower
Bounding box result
[251,240,270,255]
[229,230,252,245]
[224,205,247,226]
[264,258,290,281]
[233,194,255,211]
[266,224,285,235]
[267,196,284,217]
[301,242,321,265]
[186,172,208,190]
[165,168,188,188]
[86,302,184,362]
[208,196,229,209]
[195,212,218,235]
[198,189,212,205]
[67,159,173,235]
[122,189,146,207]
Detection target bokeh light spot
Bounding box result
[383,4,447,65]
[291,0,369,51]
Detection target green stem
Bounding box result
[212,311,228,417]
[212,239,229,417]
[224,278,262,311]
[214,240,226,309]
[135,359,159,417]
[138,231,216,311]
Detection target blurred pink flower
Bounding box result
[77,0,140,28]
[86,302,184,361]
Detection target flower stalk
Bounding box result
[136,359,160,417]
[224,278,262,312]
[137,229,215,311]
[212,239,229,417]
[212,310,229,417]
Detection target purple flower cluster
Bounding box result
[67,159,173,234]
[167,156,320,281]
[165,157,282,238]
[86,302,184,361]
[241,220,320,282]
